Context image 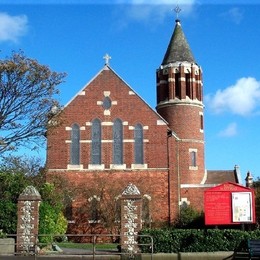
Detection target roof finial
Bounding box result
[103,53,111,66]
[174,5,181,21]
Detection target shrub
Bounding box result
[174,206,204,228]
[38,183,68,245]
[139,228,259,253]
[0,229,7,239]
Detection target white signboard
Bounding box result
[232,192,253,222]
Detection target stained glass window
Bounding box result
[91,118,101,164]
[134,123,143,164]
[70,123,80,165]
[113,118,123,164]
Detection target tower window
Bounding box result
[70,123,80,165]
[134,123,144,164]
[91,118,101,164]
[113,118,123,164]
[175,72,180,98]
[190,151,197,167]
[195,74,201,101]
[185,73,191,98]
[200,114,204,130]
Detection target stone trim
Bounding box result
[131,164,148,169]
[88,164,105,170]
[110,164,126,170]
[67,164,84,170]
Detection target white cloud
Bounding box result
[116,0,196,24]
[218,122,238,137]
[220,7,244,25]
[206,77,260,116]
[0,12,28,43]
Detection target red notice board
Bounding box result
[204,182,255,225]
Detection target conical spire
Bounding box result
[162,19,195,65]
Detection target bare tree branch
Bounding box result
[0,51,66,152]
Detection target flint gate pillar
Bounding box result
[121,183,142,256]
[17,186,41,254]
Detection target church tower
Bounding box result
[156,19,205,216]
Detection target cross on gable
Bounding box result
[103,53,112,65]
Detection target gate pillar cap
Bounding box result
[122,183,141,196]
[18,185,41,201]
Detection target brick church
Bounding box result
[47,19,242,232]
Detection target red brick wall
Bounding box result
[157,104,203,140]
[48,170,170,227]
[47,68,168,170]
[158,103,205,184]
[180,187,207,212]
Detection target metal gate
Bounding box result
[0,233,153,260]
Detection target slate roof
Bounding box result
[205,170,240,185]
[162,19,195,65]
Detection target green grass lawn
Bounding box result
[57,242,118,250]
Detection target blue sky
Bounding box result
[0,0,260,183]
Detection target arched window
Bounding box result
[113,118,123,164]
[114,196,121,223]
[70,123,80,165]
[91,118,101,164]
[64,195,73,222]
[175,72,180,98]
[134,123,143,164]
[88,196,100,223]
[190,151,197,167]
[185,73,191,98]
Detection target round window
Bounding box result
[102,96,112,110]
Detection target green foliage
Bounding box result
[39,202,67,244]
[0,201,17,234]
[0,156,69,241]
[253,178,260,226]
[139,228,258,253]
[0,172,29,202]
[0,155,44,177]
[0,172,29,233]
[0,229,7,239]
[39,183,68,244]
[174,206,204,228]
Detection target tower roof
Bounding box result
[162,19,195,65]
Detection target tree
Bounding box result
[0,154,44,176]
[0,156,68,237]
[0,51,66,152]
[253,178,260,226]
[0,172,29,233]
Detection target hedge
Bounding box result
[139,228,260,253]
